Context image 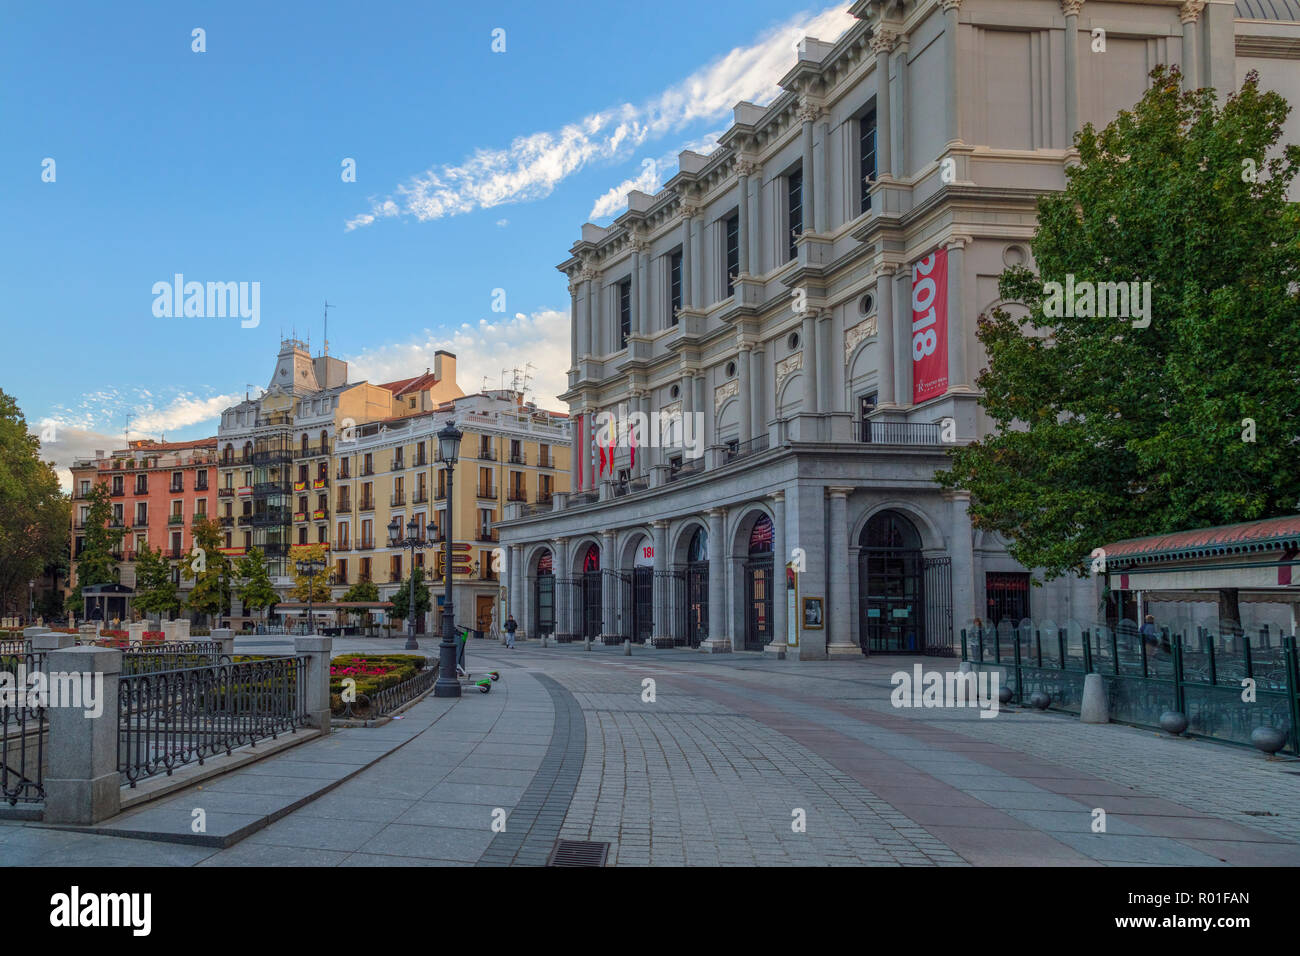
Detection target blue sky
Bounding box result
[1,0,856,482]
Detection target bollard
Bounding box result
[210,628,235,660]
[584,637,591,651]
[624,639,631,656]
[1080,672,1109,723]
[294,635,333,732]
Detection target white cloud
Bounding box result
[346,5,854,230]
[588,131,725,221]
[345,308,572,410]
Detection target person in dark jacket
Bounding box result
[504,614,518,649]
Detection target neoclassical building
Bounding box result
[497,0,1300,659]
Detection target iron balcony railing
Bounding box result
[509,452,526,465]
[856,420,945,445]
[110,486,126,497]
[478,447,497,461]
[167,514,185,525]
[477,485,497,500]
[358,497,376,511]
[507,488,527,502]
[413,491,429,504]
[357,539,375,551]
[218,488,235,497]
[724,435,770,464]
[134,484,149,495]
[537,453,552,468]
[666,459,705,483]
[391,492,406,507]
[476,528,499,543]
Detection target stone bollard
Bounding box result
[624,639,631,656]
[161,620,176,642]
[294,635,333,732]
[43,646,122,825]
[31,632,75,653]
[1080,673,1109,724]
[958,660,973,674]
[210,628,235,660]
[177,619,191,642]
[541,635,548,648]
[128,622,145,643]
[23,626,52,641]
[584,637,591,651]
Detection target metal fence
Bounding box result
[0,650,45,805]
[118,655,307,787]
[963,622,1300,755]
[120,642,228,675]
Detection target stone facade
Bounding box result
[499,0,1300,659]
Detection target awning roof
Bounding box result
[1102,514,1300,569]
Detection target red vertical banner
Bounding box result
[911,248,949,403]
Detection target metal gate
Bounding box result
[744,557,774,651]
[631,567,652,643]
[1,649,46,805]
[581,571,603,639]
[922,556,954,657]
[532,574,555,636]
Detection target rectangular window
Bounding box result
[858,392,878,442]
[618,278,632,349]
[787,168,803,262]
[724,212,739,297]
[668,250,682,325]
[859,109,877,214]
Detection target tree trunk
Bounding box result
[1217,588,1242,636]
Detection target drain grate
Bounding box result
[547,840,609,867]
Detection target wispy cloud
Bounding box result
[588,131,726,221]
[346,5,854,231]
[346,308,571,410]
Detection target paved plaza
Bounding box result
[3,636,1299,867]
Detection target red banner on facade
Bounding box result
[911,248,949,403]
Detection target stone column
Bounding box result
[589,271,603,356]
[601,530,617,640]
[509,545,523,637]
[569,279,579,362]
[680,203,696,309]
[817,311,836,411]
[894,269,912,404]
[894,36,910,175]
[943,0,963,144]
[571,406,583,492]
[553,537,571,638]
[947,491,977,636]
[582,265,599,357]
[765,491,788,657]
[295,634,333,731]
[736,161,754,276]
[750,343,765,441]
[875,264,897,405]
[827,488,857,657]
[631,235,646,337]
[576,274,590,358]
[817,118,831,235]
[652,520,669,646]
[801,312,819,414]
[871,29,895,179]
[43,645,122,824]
[1180,2,1203,90]
[738,343,753,443]
[585,410,597,492]
[700,507,730,652]
[1062,0,1082,140]
[693,375,706,443]
[640,391,655,473]
[798,98,820,234]
[946,236,969,391]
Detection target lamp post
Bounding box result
[294,556,326,635]
[387,514,439,651]
[434,420,463,698]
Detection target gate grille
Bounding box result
[923,556,954,657]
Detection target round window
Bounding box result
[726,361,737,378]
[859,292,875,315]
[788,332,800,350]
[670,384,680,399]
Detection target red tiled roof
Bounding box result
[127,437,218,451]
[379,372,439,397]
[1103,514,1300,566]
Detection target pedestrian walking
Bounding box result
[504,614,518,649]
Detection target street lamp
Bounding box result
[387,514,439,651]
[294,556,327,635]
[434,420,463,698]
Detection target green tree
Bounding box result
[341,578,379,630]
[938,68,1300,588]
[68,480,124,617]
[182,517,232,624]
[287,543,332,604]
[133,542,182,624]
[235,547,277,625]
[389,565,430,629]
[0,390,71,616]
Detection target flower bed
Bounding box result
[329,654,429,716]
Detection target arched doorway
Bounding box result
[533,550,554,636]
[744,515,774,650]
[579,543,602,639]
[683,527,708,647]
[858,510,924,652]
[626,535,653,643]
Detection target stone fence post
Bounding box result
[43,646,122,825]
[294,636,332,732]
[210,628,235,659]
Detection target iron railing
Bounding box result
[118,655,307,786]
[963,623,1300,755]
[333,659,438,719]
[724,435,770,464]
[855,420,945,445]
[0,650,46,805]
[119,642,227,674]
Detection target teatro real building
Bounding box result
[496,0,1300,660]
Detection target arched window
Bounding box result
[861,511,921,550]
[748,515,774,554]
[536,550,552,575]
[581,543,600,573]
[687,528,708,564]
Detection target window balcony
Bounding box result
[413,490,429,504]
[391,492,406,507]
[218,487,235,498]
[854,420,945,445]
[357,539,375,551]
[509,452,526,465]
[477,448,496,461]
[476,528,499,543]
[110,487,125,497]
[358,497,376,512]
[477,485,497,500]
[336,497,353,512]
[507,488,527,502]
[313,509,329,521]
[134,483,149,495]
[537,453,552,468]
[167,514,185,525]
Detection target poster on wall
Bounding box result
[911,247,949,403]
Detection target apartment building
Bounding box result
[69,437,218,615]
[496,0,1300,658]
[331,389,571,634]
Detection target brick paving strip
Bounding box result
[476,673,586,866]
[656,664,1300,866]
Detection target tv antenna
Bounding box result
[323,300,334,356]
